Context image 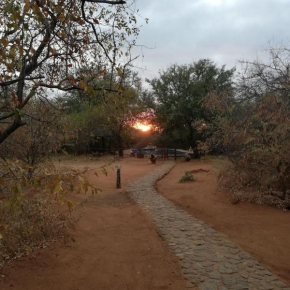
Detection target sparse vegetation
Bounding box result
[0,0,289,277]
[203,44,290,207]
[0,158,99,267]
[179,171,197,183]
[0,0,144,265]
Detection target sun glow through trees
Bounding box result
[133,122,152,132]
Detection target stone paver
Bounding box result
[127,162,290,290]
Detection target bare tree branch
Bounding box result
[37,82,118,93]
[84,0,126,4]
[0,76,45,87]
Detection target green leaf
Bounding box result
[86,86,95,97]
[18,59,22,70]
[4,2,13,13]
[16,108,25,117]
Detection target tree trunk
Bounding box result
[117,134,123,157]
[0,119,25,145]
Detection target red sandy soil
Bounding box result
[157,158,290,286]
[0,157,186,290]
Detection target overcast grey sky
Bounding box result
[132,0,290,86]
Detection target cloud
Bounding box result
[132,0,290,86]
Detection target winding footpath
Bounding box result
[127,161,290,290]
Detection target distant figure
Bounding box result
[184,153,191,162]
[149,153,157,164]
[189,146,193,153]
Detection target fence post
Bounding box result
[116,164,121,188]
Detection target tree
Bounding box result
[204,43,290,205]
[60,63,149,156]
[65,85,143,156]
[0,1,142,256]
[148,59,234,149]
[0,0,140,145]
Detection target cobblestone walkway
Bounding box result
[127,162,290,290]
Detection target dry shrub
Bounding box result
[0,100,96,266]
[0,192,69,267]
[204,44,290,208]
[0,100,63,176]
[218,164,290,208]
[0,158,98,268]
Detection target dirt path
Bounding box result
[157,159,290,286]
[0,158,186,290]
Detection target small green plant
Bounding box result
[179,171,197,183]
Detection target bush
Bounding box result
[179,171,197,183]
[0,159,98,268]
[204,43,290,207]
[0,192,69,267]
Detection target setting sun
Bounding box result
[133,122,152,132]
